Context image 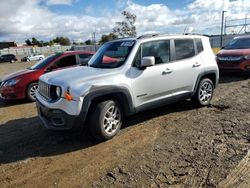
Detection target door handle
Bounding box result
[193,62,201,67]
[162,68,173,75]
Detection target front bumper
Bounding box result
[0,85,24,100]
[36,99,87,130]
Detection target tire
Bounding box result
[10,59,15,63]
[192,78,214,106]
[89,100,123,141]
[39,57,43,61]
[26,82,38,102]
[27,59,30,62]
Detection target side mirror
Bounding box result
[141,56,155,68]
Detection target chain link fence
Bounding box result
[0,45,100,56]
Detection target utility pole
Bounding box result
[92,32,97,51]
[220,10,227,48]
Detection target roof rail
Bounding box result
[137,33,160,39]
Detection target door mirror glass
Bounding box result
[141,56,155,68]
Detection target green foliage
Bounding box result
[113,11,137,38]
[24,37,71,47]
[53,37,71,46]
[99,33,118,44]
[25,39,32,46]
[85,39,93,45]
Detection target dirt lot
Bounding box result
[0,61,249,187]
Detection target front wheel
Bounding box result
[89,100,123,141]
[26,82,38,102]
[192,78,214,106]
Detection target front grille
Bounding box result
[38,80,51,100]
[217,56,244,65]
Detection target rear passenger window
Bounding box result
[55,55,76,68]
[195,38,204,53]
[174,39,195,60]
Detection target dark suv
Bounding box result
[0,54,17,63]
[216,35,250,72]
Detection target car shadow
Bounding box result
[219,73,250,84]
[0,99,32,108]
[0,100,197,164]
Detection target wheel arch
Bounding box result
[25,80,39,99]
[81,86,135,123]
[193,71,218,96]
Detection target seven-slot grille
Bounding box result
[39,80,51,100]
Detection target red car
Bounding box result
[0,51,94,101]
[216,35,250,72]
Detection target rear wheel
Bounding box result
[90,100,123,141]
[192,78,214,106]
[26,82,38,102]
[10,59,15,63]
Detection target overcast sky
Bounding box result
[0,0,250,42]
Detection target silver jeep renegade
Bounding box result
[36,34,219,140]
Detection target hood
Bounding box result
[1,68,35,81]
[40,66,118,87]
[217,49,250,56]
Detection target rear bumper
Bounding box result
[36,99,87,130]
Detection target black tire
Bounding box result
[89,100,123,141]
[26,82,38,102]
[192,78,214,106]
[39,57,43,60]
[10,59,15,63]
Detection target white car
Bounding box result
[26,54,45,61]
[36,34,219,141]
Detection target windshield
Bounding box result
[224,38,250,49]
[30,54,58,69]
[88,40,135,68]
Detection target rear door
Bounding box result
[166,38,204,96]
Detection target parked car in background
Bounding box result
[0,54,17,63]
[0,51,94,101]
[216,35,250,72]
[21,54,45,62]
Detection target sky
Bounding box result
[0,0,250,43]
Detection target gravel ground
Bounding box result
[0,62,249,187]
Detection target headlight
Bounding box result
[244,55,250,60]
[56,86,62,98]
[3,78,20,87]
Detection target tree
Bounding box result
[85,39,92,45]
[25,39,32,46]
[99,33,118,44]
[32,37,39,46]
[113,11,137,38]
[53,37,71,46]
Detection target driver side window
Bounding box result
[133,40,170,68]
